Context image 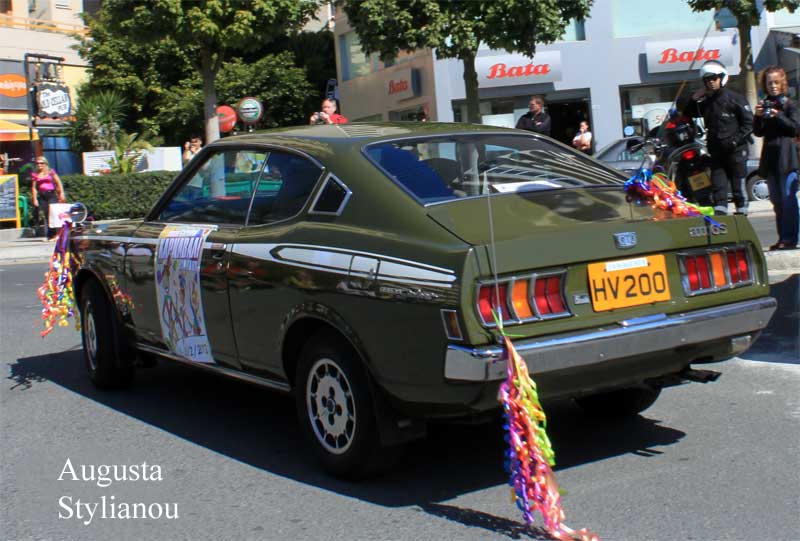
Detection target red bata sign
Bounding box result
[658,47,721,65]
[645,36,735,74]
[388,79,409,95]
[486,62,550,79]
[476,51,562,87]
[384,68,420,100]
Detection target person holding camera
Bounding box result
[182,136,202,167]
[684,60,753,215]
[309,99,348,125]
[753,65,800,250]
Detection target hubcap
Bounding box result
[751,179,769,201]
[84,301,98,371]
[306,358,356,455]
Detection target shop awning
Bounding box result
[0,119,39,142]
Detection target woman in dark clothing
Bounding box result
[753,65,800,250]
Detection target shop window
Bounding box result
[620,83,686,135]
[339,32,372,80]
[0,0,11,15]
[612,0,713,38]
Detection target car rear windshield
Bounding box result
[364,133,625,204]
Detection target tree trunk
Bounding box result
[738,22,760,159]
[200,48,220,144]
[462,50,481,124]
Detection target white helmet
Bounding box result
[700,60,728,86]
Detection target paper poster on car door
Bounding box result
[155,225,215,363]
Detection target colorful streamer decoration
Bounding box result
[624,168,717,222]
[500,334,598,540]
[37,223,80,337]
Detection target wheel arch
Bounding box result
[281,303,373,392]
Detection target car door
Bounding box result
[124,147,268,369]
[227,149,325,378]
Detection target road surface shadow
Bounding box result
[7,349,685,523]
[744,274,799,364]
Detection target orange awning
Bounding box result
[0,119,39,142]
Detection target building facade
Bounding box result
[333,1,800,150]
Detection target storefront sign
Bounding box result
[645,36,735,74]
[384,68,421,100]
[236,97,263,124]
[0,60,27,110]
[36,82,72,118]
[475,51,562,88]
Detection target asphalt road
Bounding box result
[1,263,798,541]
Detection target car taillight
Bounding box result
[476,272,570,327]
[680,246,752,295]
[681,149,697,161]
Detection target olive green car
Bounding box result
[72,123,776,477]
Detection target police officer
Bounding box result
[685,60,753,215]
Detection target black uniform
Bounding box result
[515,111,551,136]
[685,87,753,214]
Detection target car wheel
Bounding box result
[746,174,769,202]
[574,386,661,418]
[295,331,383,479]
[80,280,134,389]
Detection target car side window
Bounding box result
[158,149,267,224]
[247,151,323,225]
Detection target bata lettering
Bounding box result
[388,80,409,94]
[659,47,721,64]
[487,62,550,79]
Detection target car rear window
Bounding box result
[364,134,624,204]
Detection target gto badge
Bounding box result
[688,223,728,238]
[613,232,637,249]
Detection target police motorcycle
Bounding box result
[620,109,710,205]
[658,108,713,205]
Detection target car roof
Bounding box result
[209,122,526,162]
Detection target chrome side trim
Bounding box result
[230,242,456,288]
[137,343,291,392]
[445,297,777,381]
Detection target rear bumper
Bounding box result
[445,297,777,382]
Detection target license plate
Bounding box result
[688,171,711,191]
[587,255,671,311]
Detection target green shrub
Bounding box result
[61,171,177,220]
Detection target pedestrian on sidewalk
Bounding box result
[516,95,551,136]
[30,156,65,241]
[753,65,800,250]
[571,120,592,154]
[309,98,348,125]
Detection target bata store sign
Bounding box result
[475,51,562,88]
[645,36,735,74]
[384,68,420,100]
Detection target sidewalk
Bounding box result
[0,205,798,272]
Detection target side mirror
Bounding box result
[69,202,88,224]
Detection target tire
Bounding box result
[295,330,383,479]
[574,386,661,418]
[80,280,134,389]
[746,174,769,202]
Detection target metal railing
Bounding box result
[0,14,88,36]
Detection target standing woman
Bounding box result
[31,156,65,241]
[753,65,800,250]
[572,120,593,154]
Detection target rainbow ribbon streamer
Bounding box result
[623,168,720,227]
[500,334,598,540]
[37,223,80,337]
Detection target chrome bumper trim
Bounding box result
[445,297,777,382]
